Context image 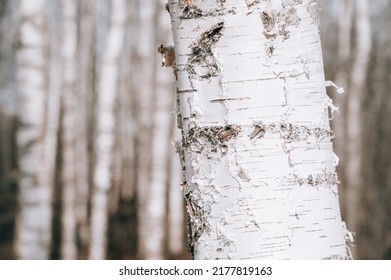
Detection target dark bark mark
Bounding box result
[249,121,334,142]
[245,0,261,9]
[249,121,267,140]
[175,91,182,129]
[181,5,204,19]
[261,6,301,41]
[295,172,340,187]
[280,122,335,142]
[174,141,186,182]
[185,191,211,257]
[180,1,235,19]
[187,22,225,79]
[260,2,302,63]
[184,124,240,155]
[322,254,350,260]
[261,11,275,33]
[277,5,301,40]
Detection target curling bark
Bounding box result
[167,0,349,259]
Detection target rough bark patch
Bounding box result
[184,190,211,256]
[249,121,334,142]
[184,124,240,155]
[187,22,225,79]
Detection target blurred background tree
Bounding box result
[0,0,390,260]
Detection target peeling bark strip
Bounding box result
[167,0,349,260]
[180,4,236,19]
[185,124,240,146]
[185,191,211,254]
[187,22,224,79]
[246,0,261,8]
[259,1,302,65]
[291,171,339,187]
[184,124,240,155]
[261,7,301,39]
[249,121,334,142]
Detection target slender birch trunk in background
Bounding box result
[345,0,371,239]
[14,0,53,259]
[60,0,77,260]
[74,0,94,254]
[89,0,127,260]
[144,0,172,259]
[134,0,158,259]
[157,0,185,258]
[334,0,352,217]
[167,0,349,259]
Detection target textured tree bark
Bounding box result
[89,0,127,260]
[168,0,349,259]
[14,0,53,259]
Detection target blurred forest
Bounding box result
[0,0,390,260]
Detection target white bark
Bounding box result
[14,0,53,259]
[60,0,77,260]
[168,0,348,259]
[89,0,127,260]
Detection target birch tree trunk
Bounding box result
[60,0,77,260]
[134,0,158,259]
[89,0,126,260]
[74,0,95,255]
[334,0,352,217]
[345,0,371,238]
[168,0,349,259]
[14,0,53,259]
[142,1,169,259]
